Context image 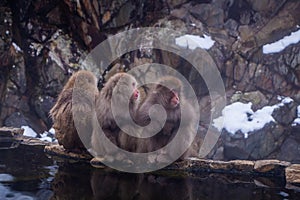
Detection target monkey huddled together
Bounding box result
[50,70,199,163]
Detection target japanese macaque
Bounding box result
[125,76,198,160]
[49,70,98,152]
[91,73,140,156]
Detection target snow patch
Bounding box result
[39,134,53,142]
[175,34,215,50]
[12,42,22,53]
[21,126,57,142]
[213,97,293,138]
[280,96,293,104]
[48,128,55,134]
[292,105,300,126]
[263,29,300,54]
[41,127,57,143]
[22,126,37,137]
[187,157,201,161]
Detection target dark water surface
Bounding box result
[0,145,300,200]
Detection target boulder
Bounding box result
[275,137,300,163]
[223,122,286,160]
[254,160,290,175]
[246,0,286,17]
[230,90,269,110]
[189,4,225,28]
[286,164,300,184]
[272,99,297,126]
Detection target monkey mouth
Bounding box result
[172,103,179,108]
[132,94,139,100]
[132,90,139,100]
[170,99,179,107]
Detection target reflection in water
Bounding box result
[51,162,93,200]
[90,170,192,200]
[0,145,56,199]
[1,146,300,200]
[51,163,300,200]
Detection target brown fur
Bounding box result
[131,76,198,160]
[91,73,139,156]
[49,70,98,152]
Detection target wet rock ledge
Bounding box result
[1,127,300,186]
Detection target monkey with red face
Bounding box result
[136,76,198,160]
[91,73,140,157]
[92,74,199,163]
[122,76,199,161]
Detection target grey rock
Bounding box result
[4,112,28,128]
[246,0,286,17]
[189,4,225,27]
[272,100,297,126]
[166,0,189,9]
[223,122,286,160]
[275,137,300,163]
[224,19,239,37]
[230,90,269,110]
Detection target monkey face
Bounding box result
[132,88,139,100]
[169,90,180,108]
[155,85,181,109]
[155,76,182,109]
[129,78,139,102]
[113,73,139,103]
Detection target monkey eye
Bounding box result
[132,82,136,87]
[170,89,179,96]
[172,88,180,93]
[170,89,176,93]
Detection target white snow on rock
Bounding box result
[40,128,57,143]
[263,29,300,54]
[213,97,294,138]
[12,42,22,53]
[293,118,300,126]
[175,34,215,50]
[40,133,53,142]
[48,127,55,134]
[292,105,300,126]
[21,126,57,142]
[22,126,37,137]
[278,96,294,104]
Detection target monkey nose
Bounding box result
[134,90,139,98]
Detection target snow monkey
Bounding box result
[119,76,199,161]
[91,73,140,157]
[50,70,98,152]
